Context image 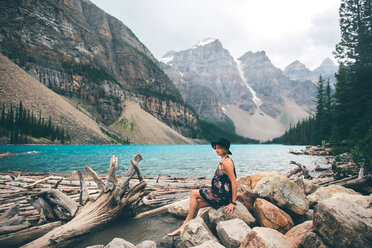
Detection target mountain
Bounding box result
[283,60,318,83]
[313,58,338,86]
[0,0,198,141]
[160,38,254,121]
[284,58,338,87]
[161,42,317,141]
[0,54,110,144]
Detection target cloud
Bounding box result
[90,0,341,70]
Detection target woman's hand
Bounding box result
[223,203,235,214]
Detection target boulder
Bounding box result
[168,198,190,217]
[180,217,219,247]
[300,232,329,248]
[238,172,283,189]
[159,235,184,248]
[308,185,360,207]
[86,246,104,248]
[216,218,251,248]
[294,179,319,195]
[304,209,314,221]
[136,240,157,248]
[105,238,136,248]
[253,175,309,215]
[191,240,225,248]
[253,198,294,234]
[313,197,372,247]
[284,220,314,246]
[208,201,256,228]
[240,227,296,248]
[237,184,257,211]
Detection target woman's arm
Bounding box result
[222,159,237,213]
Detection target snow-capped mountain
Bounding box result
[160,38,326,141]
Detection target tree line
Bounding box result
[281,0,371,171]
[0,101,70,144]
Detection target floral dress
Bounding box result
[199,159,236,209]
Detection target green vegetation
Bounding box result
[276,0,372,173]
[61,62,118,84]
[198,115,259,144]
[0,101,70,144]
[99,128,130,144]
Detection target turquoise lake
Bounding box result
[0,144,328,177]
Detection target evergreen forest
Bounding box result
[0,101,70,144]
[281,0,372,172]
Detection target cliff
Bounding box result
[0,0,198,140]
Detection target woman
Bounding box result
[168,138,237,236]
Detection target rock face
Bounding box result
[208,201,256,228]
[0,0,198,139]
[216,218,251,248]
[180,217,219,247]
[0,54,110,144]
[253,175,309,215]
[313,197,372,248]
[253,198,294,234]
[240,227,296,248]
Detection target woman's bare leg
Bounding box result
[167,190,209,236]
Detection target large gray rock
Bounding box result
[105,238,136,248]
[308,185,360,207]
[180,217,219,247]
[136,240,157,248]
[253,175,309,215]
[313,197,372,247]
[294,178,319,195]
[216,218,251,248]
[240,227,296,248]
[300,232,329,248]
[168,198,190,217]
[191,240,225,248]
[208,201,256,228]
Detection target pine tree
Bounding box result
[315,76,326,144]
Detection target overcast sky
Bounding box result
[90,0,341,70]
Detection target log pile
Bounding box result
[289,145,332,156]
[0,155,209,247]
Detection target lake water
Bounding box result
[0,144,328,177]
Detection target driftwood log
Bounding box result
[21,154,147,248]
[290,161,313,179]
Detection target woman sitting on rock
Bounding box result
[168,138,237,236]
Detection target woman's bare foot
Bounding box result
[167,227,184,236]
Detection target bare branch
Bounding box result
[77,170,89,206]
[84,165,105,191]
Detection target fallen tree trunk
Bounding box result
[21,154,147,248]
[0,221,62,247]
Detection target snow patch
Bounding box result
[192,38,217,49]
[159,56,174,64]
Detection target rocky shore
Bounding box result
[85,152,371,248]
[0,150,371,248]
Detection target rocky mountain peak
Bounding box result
[238,51,272,66]
[283,60,317,83]
[313,57,338,76]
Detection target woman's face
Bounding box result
[215,145,226,156]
